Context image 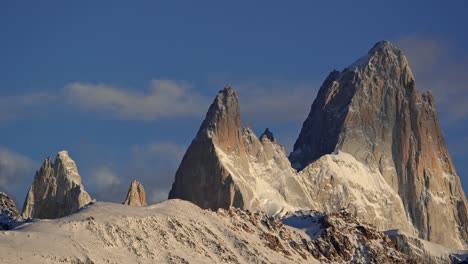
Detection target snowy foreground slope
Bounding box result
[1,199,465,264]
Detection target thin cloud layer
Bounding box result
[93,166,121,189]
[0,147,37,204]
[65,80,210,121]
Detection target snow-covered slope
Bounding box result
[297,151,415,234]
[0,199,421,264]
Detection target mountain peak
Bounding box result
[198,85,244,155]
[22,151,92,219]
[123,180,147,206]
[348,40,407,71]
[260,128,276,143]
[290,41,468,248]
[369,40,399,54]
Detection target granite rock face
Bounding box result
[0,192,23,230]
[22,151,93,219]
[169,86,312,214]
[123,180,147,206]
[291,41,468,249]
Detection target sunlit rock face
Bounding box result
[290,41,468,249]
[22,151,93,219]
[168,86,312,214]
[123,180,147,206]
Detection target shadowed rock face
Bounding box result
[290,41,468,249]
[22,151,93,219]
[123,180,147,206]
[0,192,22,230]
[169,86,248,210]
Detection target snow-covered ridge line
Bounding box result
[0,200,425,263]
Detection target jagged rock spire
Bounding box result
[290,40,468,248]
[22,151,93,219]
[169,85,248,210]
[0,192,23,230]
[260,128,276,143]
[198,85,246,155]
[123,180,147,206]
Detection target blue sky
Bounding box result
[1,1,467,205]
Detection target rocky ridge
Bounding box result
[0,199,429,264]
[22,151,93,219]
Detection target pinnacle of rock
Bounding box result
[260,128,276,143]
[198,85,245,155]
[22,151,93,219]
[290,40,468,248]
[123,180,147,206]
[0,192,23,230]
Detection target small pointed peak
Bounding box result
[123,180,147,206]
[243,122,252,131]
[57,150,69,157]
[348,40,405,71]
[260,128,276,143]
[56,150,72,162]
[368,40,401,56]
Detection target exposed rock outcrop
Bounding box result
[290,40,468,249]
[22,151,93,219]
[123,180,147,206]
[168,83,417,234]
[0,192,22,230]
[169,85,312,215]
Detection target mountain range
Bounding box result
[0,40,467,263]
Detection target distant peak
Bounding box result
[348,40,405,70]
[57,150,70,159]
[368,40,401,55]
[260,128,276,143]
[217,84,236,99]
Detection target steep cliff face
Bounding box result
[123,180,147,206]
[168,86,248,210]
[169,86,313,215]
[22,151,93,219]
[291,41,468,249]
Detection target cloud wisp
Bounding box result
[0,147,37,204]
[65,80,210,121]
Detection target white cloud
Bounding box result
[93,166,121,189]
[65,79,210,121]
[0,147,37,205]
